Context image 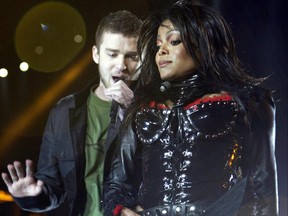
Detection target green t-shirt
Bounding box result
[83,89,111,216]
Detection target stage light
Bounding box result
[19,62,29,72]
[0,51,92,156]
[0,190,13,202]
[0,68,8,78]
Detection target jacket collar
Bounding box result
[73,79,99,108]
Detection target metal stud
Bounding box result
[161,209,168,215]
[189,205,196,212]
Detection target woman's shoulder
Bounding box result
[234,84,274,106]
[233,84,275,125]
[239,84,271,95]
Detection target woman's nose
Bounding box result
[158,44,168,55]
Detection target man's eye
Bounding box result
[107,52,117,57]
[132,55,139,61]
[171,40,181,46]
[127,54,139,61]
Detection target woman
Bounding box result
[103,1,278,215]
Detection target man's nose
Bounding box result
[115,57,127,72]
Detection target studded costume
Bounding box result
[103,75,278,216]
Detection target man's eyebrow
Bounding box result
[105,49,137,54]
[105,48,119,52]
[126,51,138,55]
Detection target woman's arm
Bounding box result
[239,88,278,215]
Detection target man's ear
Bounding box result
[92,45,99,64]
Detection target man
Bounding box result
[1,10,142,216]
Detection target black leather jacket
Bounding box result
[103,79,278,216]
[13,80,122,216]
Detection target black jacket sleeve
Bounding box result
[238,88,278,215]
[103,124,142,216]
[13,97,73,212]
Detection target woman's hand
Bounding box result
[121,205,143,216]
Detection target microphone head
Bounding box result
[160,81,171,92]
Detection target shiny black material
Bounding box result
[103,78,278,216]
[135,98,240,207]
[140,204,206,216]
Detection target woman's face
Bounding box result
[155,20,196,81]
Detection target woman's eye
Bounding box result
[171,40,181,46]
[155,45,161,51]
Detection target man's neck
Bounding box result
[94,84,110,102]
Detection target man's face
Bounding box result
[92,32,139,88]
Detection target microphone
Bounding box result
[110,99,119,124]
[160,81,171,92]
[110,77,126,123]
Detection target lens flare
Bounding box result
[15,2,86,72]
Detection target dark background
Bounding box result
[0,0,287,215]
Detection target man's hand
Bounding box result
[1,159,44,197]
[104,80,134,108]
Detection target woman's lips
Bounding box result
[159,60,172,68]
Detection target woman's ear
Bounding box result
[92,45,99,64]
